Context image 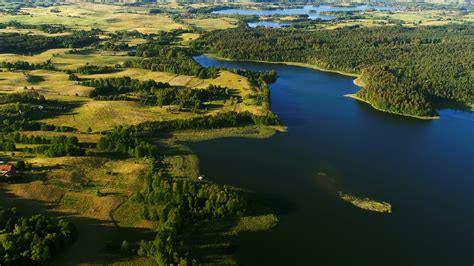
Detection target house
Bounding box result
[0,165,16,178]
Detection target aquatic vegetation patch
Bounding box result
[338,191,392,213]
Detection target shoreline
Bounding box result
[345,94,440,120]
[204,54,448,120]
[352,76,365,87]
[205,53,360,78]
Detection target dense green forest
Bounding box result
[0,60,55,70]
[0,21,70,34]
[0,207,76,265]
[0,31,99,54]
[125,44,219,79]
[134,111,280,133]
[23,135,84,157]
[197,25,474,117]
[80,77,170,97]
[75,64,119,75]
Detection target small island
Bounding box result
[338,192,392,213]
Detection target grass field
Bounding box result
[318,10,474,29]
[0,27,72,37]
[179,32,201,46]
[0,3,280,264]
[368,10,473,26]
[42,100,191,132]
[0,69,93,96]
[52,52,136,70]
[0,151,156,265]
[0,4,185,33]
[183,17,239,31]
[0,48,70,63]
[0,49,262,132]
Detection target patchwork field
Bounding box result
[183,17,239,31]
[0,3,281,265]
[0,3,185,33]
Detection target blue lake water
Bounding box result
[248,21,290,28]
[192,56,474,266]
[213,4,394,21]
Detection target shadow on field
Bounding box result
[0,185,156,266]
[181,217,241,264]
[29,100,83,121]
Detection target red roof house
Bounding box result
[0,165,15,177]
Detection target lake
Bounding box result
[213,5,394,23]
[192,56,474,266]
[247,21,290,28]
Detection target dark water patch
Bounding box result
[191,56,474,266]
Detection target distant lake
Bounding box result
[213,4,394,21]
[193,55,474,266]
[247,21,290,28]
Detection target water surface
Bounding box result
[248,21,290,28]
[213,5,394,20]
[192,56,474,266]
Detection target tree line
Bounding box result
[0,91,75,133]
[134,169,246,265]
[125,44,219,79]
[75,64,119,75]
[0,31,99,54]
[0,60,55,71]
[0,91,45,104]
[80,77,170,97]
[80,76,234,112]
[97,126,157,158]
[197,25,474,117]
[0,20,70,34]
[134,111,280,134]
[23,136,84,157]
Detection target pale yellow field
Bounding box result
[1,64,262,132]
[0,70,92,96]
[179,32,201,46]
[369,10,472,26]
[51,52,136,70]
[0,3,185,33]
[0,27,71,37]
[42,100,194,132]
[77,68,253,94]
[125,37,148,46]
[193,70,253,97]
[0,48,70,63]
[0,154,155,265]
[183,17,238,31]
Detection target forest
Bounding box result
[125,44,219,79]
[80,77,170,97]
[23,135,84,157]
[0,31,99,54]
[0,60,55,71]
[75,64,119,75]
[0,207,77,265]
[135,111,280,133]
[197,25,474,117]
[0,20,70,34]
[94,115,259,265]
